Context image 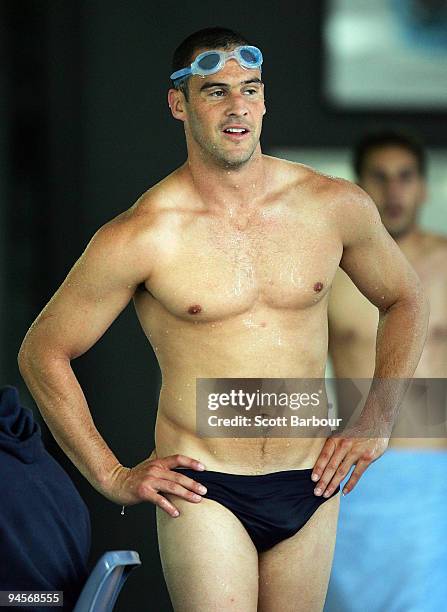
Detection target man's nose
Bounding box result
[385,177,404,197]
[225,92,249,116]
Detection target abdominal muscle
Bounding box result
[137,291,333,474]
[154,371,328,475]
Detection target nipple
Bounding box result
[313,282,323,292]
[188,304,202,315]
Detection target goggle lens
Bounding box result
[197,52,221,71]
[240,47,258,64]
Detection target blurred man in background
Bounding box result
[324,129,447,612]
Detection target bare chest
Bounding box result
[145,210,342,321]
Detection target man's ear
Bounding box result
[168,88,187,121]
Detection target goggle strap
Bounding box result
[170,67,192,81]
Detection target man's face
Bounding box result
[359,146,426,239]
[175,47,266,168]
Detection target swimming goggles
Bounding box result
[170,45,263,84]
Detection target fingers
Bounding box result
[136,477,202,518]
[137,460,208,518]
[164,453,206,471]
[147,463,208,497]
[311,437,337,483]
[341,459,370,495]
[314,443,376,497]
[312,438,351,497]
[150,477,207,503]
[152,493,181,518]
[119,454,208,515]
[316,451,356,498]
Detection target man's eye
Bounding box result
[371,172,386,183]
[244,88,258,95]
[210,90,225,97]
[400,171,415,182]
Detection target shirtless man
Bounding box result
[17,29,429,612]
[325,130,447,612]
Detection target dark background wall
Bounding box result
[2,1,446,610]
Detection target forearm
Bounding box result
[18,344,121,495]
[374,291,429,378]
[361,292,429,431]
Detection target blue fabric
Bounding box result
[324,448,447,612]
[0,386,91,611]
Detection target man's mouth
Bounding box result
[384,204,404,218]
[222,126,250,140]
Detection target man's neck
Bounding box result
[184,146,268,213]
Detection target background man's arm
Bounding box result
[18,217,151,497]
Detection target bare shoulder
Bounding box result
[265,154,364,200]
[92,167,188,250]
[267,156,380,234]
[264,154,326,190]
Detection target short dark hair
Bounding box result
[353,129,427,178]
[171,26,251,101]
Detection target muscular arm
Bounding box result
[337,184,429,429]
[17,215,153,495]
[312,184,429,497]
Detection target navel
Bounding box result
[188,304,202,315]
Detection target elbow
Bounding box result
[17,337,31,372]
[17,346,70,392]
[17,324,38,370]
[17,334,69,377]
[382,281,429,321]
[17,338,37,377]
